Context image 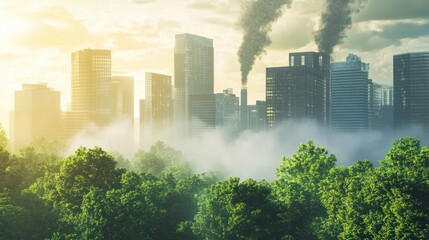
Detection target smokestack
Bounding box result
[238,0,293,86]
[241,86,248,131]
[315,0,367,56]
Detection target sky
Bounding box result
[1,0,429,134]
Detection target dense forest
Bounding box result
[0,129,428,239]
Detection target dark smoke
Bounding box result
[238,0,293,86]
[315,0,367,55]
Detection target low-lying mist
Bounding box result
[67,120,429,180]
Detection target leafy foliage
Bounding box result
[274,141,336,239]
[192,177,289,240]
[0,139,428,240]
[0,123,8,150]
[132,141,193,179]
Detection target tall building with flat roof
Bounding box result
[394,52,429,129]
[71,49,112,125]
[248,101,266,132]
[12,83,60,150]
[215,88,239,134]
[331,54,369,132]
[112,76,134,122]
[266,52,329,129]
[174,33,214,138]
[141,72,173,145]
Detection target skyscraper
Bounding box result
[368,80,382,129]
[215,88,239,134]
[142,72,173,145]
[112,76,134,122]
[12,83,60,150]
[394,52,429,129]
[248,100,266,132]
[71,49,112,125]
[266,52,330,129]
[331,54,369,132]
[174,33,214,138]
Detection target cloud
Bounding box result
[187,1,217,10]
[187,0,240,16]
[201,16,237,27]
[270,15,314,50]
[355,0,429,22]
[172,120,429,180]
[343,21,429,52]
[108,31,154,51]
[133,0,156,4]
[16,6,93,51]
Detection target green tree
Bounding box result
[75,172,171,240]
[362,138,429,239]
[0,192,25,240]
[132,141,192,178]
[314,160,373,239]
[274,141,336,239]
[0,148,11,191]
[0,123,9,150]
[29,147,123,238]
[192,177,288,240]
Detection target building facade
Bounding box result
[215,88,239,134]
[112,76,134,122]
[394,52,429,129]
[141,72,173,145]
[266,52,330,129]
[331,54,370,132]
[189,94,216,137]
[248,101,266,132]
[71,49,112,125]
[12,83,60,150]
[174,33,214,138]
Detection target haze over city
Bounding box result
[1,1,429,239]
[1,0,429,130]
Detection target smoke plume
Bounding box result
[238,0,293,86]
[315,0,367,55]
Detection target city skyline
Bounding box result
[1,0,429,133]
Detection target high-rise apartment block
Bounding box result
[394,52,429,129]
[12,83,60,150]
[331,54,370,131]
[266,52,330,129]
[174,33,214,138]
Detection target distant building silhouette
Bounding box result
[368,80,382,129]
[12,83,60,151]
[394,52,429,129]
[240,87,248,131]
[331,54,369,132]
[174,33,214,138]
[141,72,173,146]
[266,52,330,129]
[215,88,239,134]
[380,85,394,130]
[248,100,266,132]
[369,81,393,130]
[112,76,134,123]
